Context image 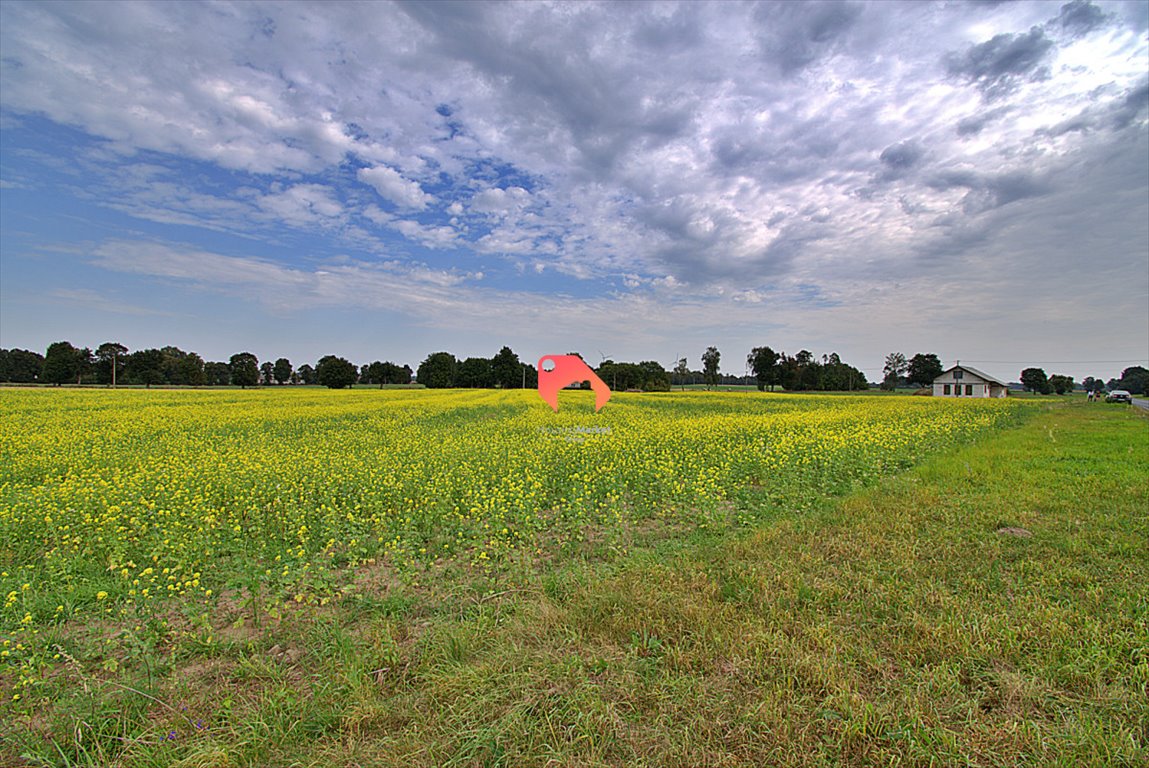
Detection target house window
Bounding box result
[944,384,951,395]
[965,384,973,396]
[954,369,964,380]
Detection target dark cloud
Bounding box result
[632,5,704,51]
[753,1,863,75]
[879,141,923,174]
[399,1,700,175]
[956,107,1010,136]
[945,27,1054,98]
[928,169,1050,215]
[1056,0,1110,36]
[1037,79,1149,136]
[1041,112,1095,137]
[1112,79,1149,129]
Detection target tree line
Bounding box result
[4,340,1143,395]
[1020,366,1148,395]
[0,342,411,390]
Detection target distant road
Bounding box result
[1132,397,1149,414]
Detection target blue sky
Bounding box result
[2,0,1147,382]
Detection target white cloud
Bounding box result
[257,184,344,226]
[357,166,433,211]
[470,186,530,215]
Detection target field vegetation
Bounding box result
[0,389,1144,766]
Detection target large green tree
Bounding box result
[701,346,721,390]
[126,349,165,387]
[95,342,128,386]
[316,355,358,389]
[747,346,779,391]
[1048,374,1074,395]
[417,352,458,388]
[0,349,44,383]
[204,362,231,386]
[457,357,494,388]
[1116,366,1148,395]
[906,353,944,388]
[638,361,670,391]
[882,352,908,390]
[176,352,206,386]
[42,341,82,385]
[490,346,522,389]
[229,352,260,388]
[273,358,293,385]
[1020,367,1051,394]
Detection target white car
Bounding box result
[1105,390,1132,404]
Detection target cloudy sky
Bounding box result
[1,0,1146,383]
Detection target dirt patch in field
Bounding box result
[996,527,1033,539]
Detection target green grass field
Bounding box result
[1,391,1145,766]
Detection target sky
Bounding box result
[1,0,1147,384]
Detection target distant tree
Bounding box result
[362,361,385,388]
[490,346,522,389]
[638,360,670,391]
[204,362,231,386]
[316,355,358,389]
[906,353,944,388]
[1020,367,1051,394]
[882,352,908,390]
[297,364,317,385]
[273,358,292,385]
[95,342,128,386]
[1,348,44,383]
[457,356,495,388]
[1048,374,1074,395]
[673,357,689,390]
[229,352,260,389]
[152,347,203,386]
[596,360,620,390]
[1116,365,1149,395]
[821,353,869,391]
[126,349,166,387]
[41,341,82,386]
[701,346,721,390]
[417,352,458,388]
[370,361,411,385]
[747,346,780,391]
[75,347,94,384]
[793,350,821,390]
[1082,376,1104,394]
[259,361,275,386]
[596,360,650,391]
[387,363,413,385]
[177,352,206,386]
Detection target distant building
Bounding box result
[933,364,1008,398]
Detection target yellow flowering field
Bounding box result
[0,388,1022,679]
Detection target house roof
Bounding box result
[936,365,1008,387]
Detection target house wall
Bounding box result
[933,372,992,397]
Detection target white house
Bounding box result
[932,364,1008,398]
